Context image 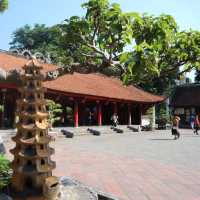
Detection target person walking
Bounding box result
[111,113,119,127]
[194,115,200,135]
[171,115,181,140]
[88,111,93,126]
[189,114,195,131]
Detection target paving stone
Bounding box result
[5,129,200,200]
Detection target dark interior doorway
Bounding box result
[118,104,128,125]
[132,105,141,125]
[102,103,113,125]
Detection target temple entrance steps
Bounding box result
[54,125,140,138]
[0,125,141,142]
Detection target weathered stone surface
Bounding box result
[0,193,13,200]
[58,177,97,200]
[57,177,119,200]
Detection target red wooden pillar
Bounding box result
[97,102,102,126]
[74,101,79,127]
[128,104,132,125]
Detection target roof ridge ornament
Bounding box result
[8,49,53,64]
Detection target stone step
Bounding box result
[56,125,139,138]
[0,125,141,141]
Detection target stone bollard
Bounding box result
[43,176,61,200]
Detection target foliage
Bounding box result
[156,103,170,124]
[10,24,61,63]
[122,15,200,93]
[0,0,8,12]
[46,99,63,128]
[9,0,200,94]
[0,154,11,190]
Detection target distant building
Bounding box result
[170,83,200,127]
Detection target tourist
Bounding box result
[194,115,200,135]
[171,115,181,140]
[111,113,119,127]
[88,111,93,125]
[189,113,195,130]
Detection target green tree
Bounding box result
[10,24,61,63]
[10,0,200,94]
[46,99,63,128]
[122,14,200,93]
[57,0,135,75]
[0,0,8,12]
[0,155,11,191]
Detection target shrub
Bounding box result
[46,99,63,128]
[0,154,12,191]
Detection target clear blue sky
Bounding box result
[0,0,200,50]
[0,0,199,80]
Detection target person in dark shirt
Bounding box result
[171,115,180,140]
[194,115,200,135]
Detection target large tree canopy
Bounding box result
[10,0,200,94]
[10,24,61,62]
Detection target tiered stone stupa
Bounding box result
[10,59,56,196]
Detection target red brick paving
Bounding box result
[53,150,200,200]
[5,131,200,200]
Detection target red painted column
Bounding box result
[98,102,102,126]
[74,101,79,127]
[128,104,132,125]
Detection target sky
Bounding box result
[0,0,199,79]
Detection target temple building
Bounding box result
[170,83,200,128]
[0,50,164,128]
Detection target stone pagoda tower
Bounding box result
[10,59,56,196]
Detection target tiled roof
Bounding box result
[170,84,200,107]
[44,73,164,103]
[0,51,56,73]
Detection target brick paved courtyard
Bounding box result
[5,129,200,200]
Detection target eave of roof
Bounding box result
[44,73,165,103]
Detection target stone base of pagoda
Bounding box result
[43,176,119,200]
[8,176,119,200]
